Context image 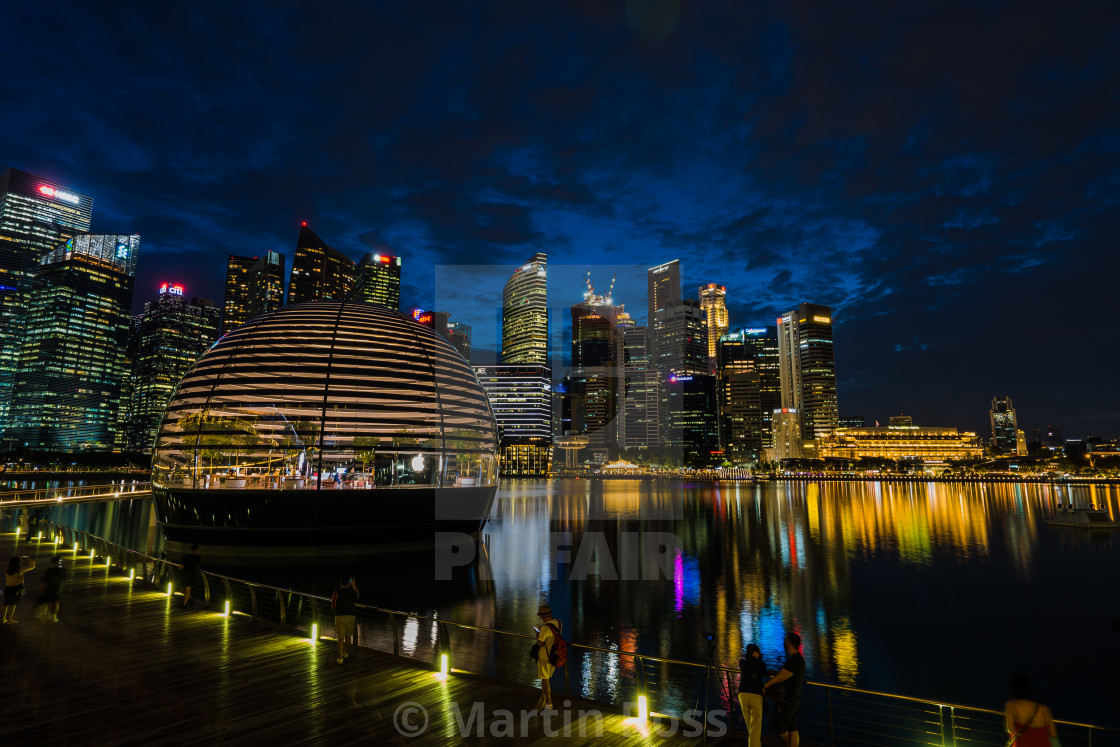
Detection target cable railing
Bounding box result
[24,519,1120,746]
[0,481,151,505]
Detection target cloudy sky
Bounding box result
[3,1,1118,437]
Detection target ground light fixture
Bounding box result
[310,623,318,643]
[224,600,231,617]
[167,583,173,596]
[440,653,449,676]
[637,695,648,721]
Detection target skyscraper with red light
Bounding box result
[350,251,401,310]
[0,168,93,434]
[287,224,355,305]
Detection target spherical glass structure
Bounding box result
[154,302,497,487]
[151,302,498,555]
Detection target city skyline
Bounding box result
[3,2,1118,436]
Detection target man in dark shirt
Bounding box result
[738,643,767,747]
[331,576,359,665]
[34,555,66,622]
[763,632,806,747]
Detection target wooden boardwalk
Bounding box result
[0,531,758,746]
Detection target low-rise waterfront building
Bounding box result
[818,424,983,462]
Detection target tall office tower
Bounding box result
[4,235,138,451]
[989,397,1018,452]
[652,298,710,460]
[222,255,254,333]
[351,251,401,309]
[777,303,838,441]
[122,283,220,451]
[222,251,287,333]
[568,276,622,463]
[1045,425,1062,446]
[616,315,658,452]
[473,364,552,476]
[248,250,285,317]
[287,224,355,305]
[647,260,681,325]
[716,331,763,462]
[0,169,93,431]
[698,284,728,370]
[501,252,548,365]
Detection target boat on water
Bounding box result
[1046,509,1120,530]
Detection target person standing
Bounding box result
[332,576,359,665]
[180,545,202,607]
[33,555,66,622]
[738,643,767,747]
[3,555,36,624]
[534,604,561,711]
[1004,673,1057,746]
[763,632,806,747]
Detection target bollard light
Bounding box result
[73,542,79,551]
[224,600,231,617]
[440,653,449,676]
[638,695,649,721]
[167,582,173,596]
[128,568,135,580]
[310,623,319,643]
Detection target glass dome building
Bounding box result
[151,302,499,560]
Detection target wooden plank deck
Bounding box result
[0,531,759,745]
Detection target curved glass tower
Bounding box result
[152,302,498,560]
[501,252,548,364]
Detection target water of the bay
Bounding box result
[354,479,1120,726]
[15,477,1119,726]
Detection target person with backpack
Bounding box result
[533,604,565,711]
[331,576,359,664]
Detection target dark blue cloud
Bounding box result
[2,0,1118,436]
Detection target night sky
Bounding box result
[3,2,1118,438]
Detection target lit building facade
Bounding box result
[769,408,803,461]
[817,425,984,463]
[0,169,93,432]
[989,396,1018,452]
[698,283,728,370]
[122,283,220,451]
[287,224,355,305]
[567,277,622,463]
[777,302,838,441]
[665,371,718,466]
[473,364,552,476]
[413,309,472,363]
[351,251,401,309]
[618,320,659,451]
[4,234,138,451]
[653,298,708,458]
[717,326,781,462]
[501,252,548,365]
[223,251,286,333]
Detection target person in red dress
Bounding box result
[1004,673,1057,747]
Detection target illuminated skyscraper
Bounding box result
[287,224,355,305]
[501,253,548,365]
[412,308,471,363]
[122,283,220,451]
[351,251,401,309]
[223,251,287,333]
[568,274,621,463]
[653,298,711,461]
[647,260,680,325]
[777,303,838,441]
[222,255,254,333]
[698,283,728,370]
[473,364,552,476]
[4,234,138,451]
[0,169,93,432]
[989,396,1018,452]
[248,250,286,318]
[716,327,779,462]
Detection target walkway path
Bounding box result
[0,531,756,745]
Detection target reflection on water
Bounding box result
[453,479,1119,724]
[13,476,1119,725]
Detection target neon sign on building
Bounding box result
[37,185,81,204]
[159,282,185,296]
